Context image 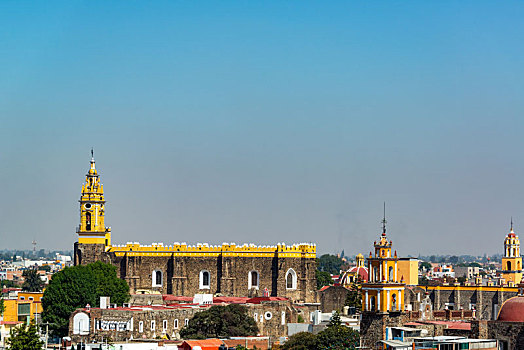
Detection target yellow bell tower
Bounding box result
[361,204,405,313]
[76,150,111,247]
[502,219,522,286]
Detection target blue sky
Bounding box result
[1,1,524,255]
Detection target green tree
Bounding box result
[419,261,432,271]
[345,280,362,310]
[42,262,130,337]
[88,261,130,306]
[21,270,44,292]
[317,255,345,275]
[419,276,429,286]
[180,304,258,339]
[1,280,20,288]
[0,296,5,316]
[282,332,319,350]
[316,312,359,350]
[6,320,44,350]
[316,270,332,289]
[40,265,52,272]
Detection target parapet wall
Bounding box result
[108,242,317,258]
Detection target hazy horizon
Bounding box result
[2,2,524,256]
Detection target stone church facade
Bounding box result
[73,155,318,303]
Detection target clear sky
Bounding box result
[1,1,524,256]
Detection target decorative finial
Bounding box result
[511,217,514,231]
[91,148,94,159]
[381,202,387,235]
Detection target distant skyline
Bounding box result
[1,2,524,256]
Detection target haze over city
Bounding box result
[1,1,524,255]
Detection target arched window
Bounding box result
[248,270,259,289]
[73,312,90,335]
[388,266,394,281]
[200,270,210,289]
[86,212,91,231]
[286,268,297,290]
[152,270,162,287]
[391,293,397,311]
[507,261,512,271]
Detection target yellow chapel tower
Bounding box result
[361,206,405,313]
[74,151,111,265]
[501,219,522,286]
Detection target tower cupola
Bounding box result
[76,150,111,247]
[502,218,522,285]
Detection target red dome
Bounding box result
[348,266,369,282]
[497,296,524,322]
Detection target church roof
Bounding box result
[348,265,369,281]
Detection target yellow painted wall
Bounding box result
[3,300,18,322]
[18,292,43,314]
[2,294,43,323]
[398,259,419,285]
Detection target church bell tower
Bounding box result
[501,219,522,286]
[74,151,111,265]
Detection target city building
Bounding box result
[2,292,43,323]
[0,320,24,349]
[73,155,318,302]
[430,264,455,279]
[359,220,524,350]
[68,295,316,343]
[397,258,419,286]
[454,266,481,280]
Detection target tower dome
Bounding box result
[497,297,524,322]
[498,279,524,322]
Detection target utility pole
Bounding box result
[40,322,51,349]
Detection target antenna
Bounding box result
[381,202,387,235]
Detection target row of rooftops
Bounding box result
[79,295,295,313]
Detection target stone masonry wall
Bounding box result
[360,312,409,349]
[486,321,524,350]
[69,301,309,344]
[75,245,317,302]
[427,288,517,320]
